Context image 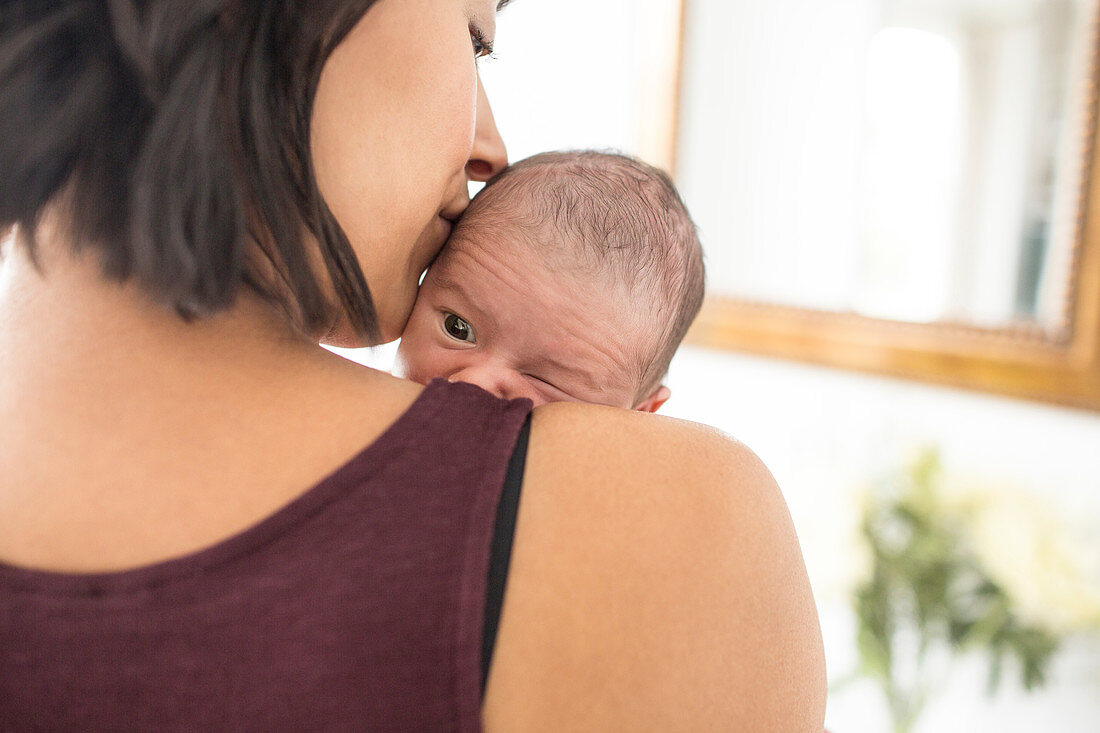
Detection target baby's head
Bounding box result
[395,150,704,410]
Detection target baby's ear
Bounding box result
[633,385,671,413]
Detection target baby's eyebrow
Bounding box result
[432,274,498,330]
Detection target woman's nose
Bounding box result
[466,72,508,182]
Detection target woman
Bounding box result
[0,0,826,730]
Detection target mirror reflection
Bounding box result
[677,0,1097,330]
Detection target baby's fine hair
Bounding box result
[460,150,705,400]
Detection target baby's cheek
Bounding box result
[392,341,417,382]
[394,331,446,384]
[394,323,430,382]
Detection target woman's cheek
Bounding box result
[429,56,480,180]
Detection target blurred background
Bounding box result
[332,1,1100,730]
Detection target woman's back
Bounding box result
[0,376,532,732]
[0,244,432,574]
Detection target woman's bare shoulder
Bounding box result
[483,402,827,732]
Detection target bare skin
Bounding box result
[489,403,828,731]
[0,0,826,729]
[0,237,826,731]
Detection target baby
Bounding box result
[395,150,705,411]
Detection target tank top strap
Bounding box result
[481,411,532,697]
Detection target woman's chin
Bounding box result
[319,314,389,349]
[317,277,417,348]
[319,322,368,348]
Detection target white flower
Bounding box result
[944,478,1100,635]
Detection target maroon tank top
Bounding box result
[0,379,533,732]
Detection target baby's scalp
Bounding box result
[454,150,705,402]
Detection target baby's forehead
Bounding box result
[438,224,656,386]
[444,216,633,310]
[452,202,622,286]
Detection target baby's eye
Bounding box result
[526,373,565,396]
[443,313,476,343]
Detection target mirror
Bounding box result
[674,0,1100,409]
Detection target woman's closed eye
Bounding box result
[469,25,494,60]
[442,312,476,343]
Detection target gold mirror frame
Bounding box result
[668,0,1100,411]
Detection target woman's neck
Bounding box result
[0,229,320,394]
[0,229,413,572]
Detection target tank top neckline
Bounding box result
[0,378,480,595]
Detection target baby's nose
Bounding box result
[448,365,541,404]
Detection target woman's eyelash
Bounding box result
[470,25,495,60]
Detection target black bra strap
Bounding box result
[480,413,532,698]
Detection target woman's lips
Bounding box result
[417,215,453,272]
[419,205,462,272]
[439,199,469,223]
[438,214,454,244]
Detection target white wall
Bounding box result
[476,0,645,164]
[677,0,870,312]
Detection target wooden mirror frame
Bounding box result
[661,0,1100,411]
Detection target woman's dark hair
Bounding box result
[0,0,382,340]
